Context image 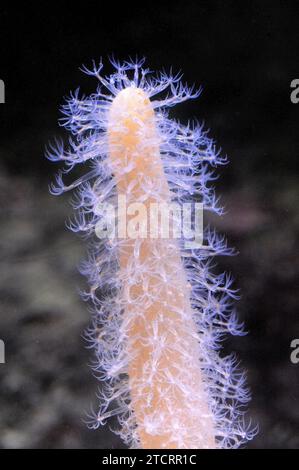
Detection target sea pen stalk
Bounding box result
[108,87,215,448]
[47,59,256,449]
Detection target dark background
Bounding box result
[0,1,299,449]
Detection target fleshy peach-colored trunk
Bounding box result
[108,87,216,449]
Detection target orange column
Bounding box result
[108,87,216,449]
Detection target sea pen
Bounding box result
[47,58,256,449]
